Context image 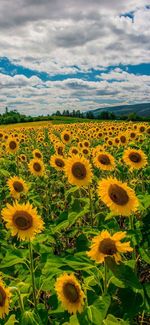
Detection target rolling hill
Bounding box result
[88,103,150,117]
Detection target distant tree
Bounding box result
[55,110,61,116]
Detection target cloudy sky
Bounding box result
[0,0,150,116]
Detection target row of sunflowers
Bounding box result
[0,121,149,324]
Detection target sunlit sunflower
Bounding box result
[69,146,79,156]
[6,137,19,154]
[7,176,28,199]
[19,154,27,162]
[55,273,85,314]
[81,147,90,157]
[123,148,147,170]
[98,177,139,216]
[61,130,71,144]
[87,230,133,264]
[93,151,115,171]
[1,201,44,241]
[50,154,65,171]
[28,158,45,177]
[65,155,93,187]
[32,149,43,160]
[0,278,11,319]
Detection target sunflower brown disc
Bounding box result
[108,184,129,205]
[0,286,6,307]
[58,147,63,155]
[55,158,65,168]
[99,238,117,255]
[35,152,42,159]
[72,149,78,154]
[9,141,17,150]
[72,162,87,179]
[130,132,135,138]
[129,152,141,163]
[120,136,126,143]
[83,149,88,155]
[64,134,70,141]
[98,154,110,165]
[140,126,145,132]
[13,211,33,230]
[13,181,24,193]
[63,283,79,303]
[33,162,42,172]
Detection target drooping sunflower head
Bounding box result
[64,155,93,187]
[55,273,85,314]
[50,154,65,171]
[1,201,44,241]
[28,158,45,177]
[98,177,139,216]
[0,278,11,319]
[87,230,133,264]
[7,176,28,199]
[93,151,115,171]
[123,148,147,170]
[6,137,19,154]
[32,149,43,160]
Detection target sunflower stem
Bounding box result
[29,240,37,309]
[104,259,107,295]
[88,185,93,227]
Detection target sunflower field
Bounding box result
[0,121,150,325]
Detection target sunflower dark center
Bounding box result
[13,181,24,193]
[58,147,63,155]
[9,141,17,149]
[33,162,42,172]
[98,154,110,165]
[63,283,79,303]
[108,184,129,205]
[99,238,117,255]
[0,286,6,307]
[72,149,78,154]
[129,152,141,163]
[64,134,69,141]
[55,158,65,168]
[35,152,42,159]
[13,211,33,230]
[120,136,126,143]
[83,149,88,154]
[130,132,135,138]
[72,162,87,179]
[140,127,145,132]
[84,142,89,147]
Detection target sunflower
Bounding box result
[61,130,71,144]
[69,146,79,156]
[55,273,85,314]
[98,177,139,216]
[64,155,93,187]
[7,176,28,199]
[6,137,19,154]
[1,201,44,241]
[50,154,65,171]
[28,158,45,177]
[32,149,43,160]
[123,148,147,170]
[0,278,11,319]
[19,154,27,162]
[87,230,133,264]
[93,151,115,171]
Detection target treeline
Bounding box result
[0,107,149,125]
[53,109,150,121]
[0,108,53,125]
